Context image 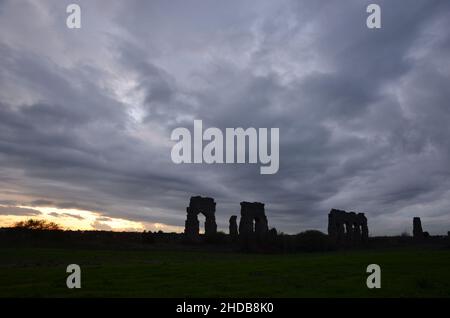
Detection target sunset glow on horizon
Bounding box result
[0,204,184,233]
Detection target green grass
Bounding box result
[0,247,449,297]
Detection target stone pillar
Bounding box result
[184,207,199,240]
[255,215,269,239]
[229,215,238,239]
[328,213,337,240]
[204,212,217,236]
[360,213,368,241]
[413,217,423,239]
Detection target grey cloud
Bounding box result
[48,211,84,220]
[0,206,41,216]
[0,0,450,235]
[95,217,112,222]
[91,220,112,231]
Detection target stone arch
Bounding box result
[238,201,269,240]
[328,209,369,244]
[184,196,217,240]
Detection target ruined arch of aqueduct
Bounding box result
[183,196,369,243]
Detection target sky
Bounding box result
[1,0,450,235]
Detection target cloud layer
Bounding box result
[1,0,450,235]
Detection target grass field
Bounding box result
[0,247,449,297]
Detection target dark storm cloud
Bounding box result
[0,0,450,235]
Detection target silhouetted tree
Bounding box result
[14,219,62,231]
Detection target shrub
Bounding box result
[294,230,334,252]
[14,219,62,231]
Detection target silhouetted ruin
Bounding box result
[239,201,269,240]
[2,195,450,254]
[229,215,238,240]
[413,217,430,239]
[5,194,446,254]
[413,217,423,239]
[184,196,217,240]
[328,209,368,244]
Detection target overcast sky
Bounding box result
[1,0,450,235]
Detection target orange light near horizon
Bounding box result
[0,204,183,233]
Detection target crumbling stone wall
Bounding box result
[238,201,269,240]
[229,215,238,240]
[328,209,368,244]
[413,217,423,239]
[184,196,217,240]
[413,217,430,239]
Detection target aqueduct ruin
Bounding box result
[184,197,374,246]
[238,201,269,240]
[184,196,217,240]
[328,209,368,243]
